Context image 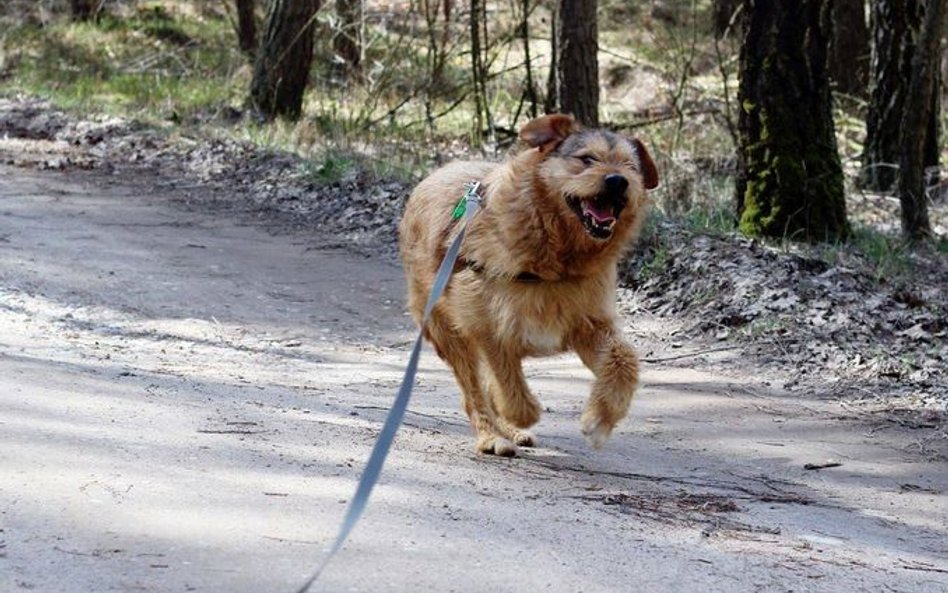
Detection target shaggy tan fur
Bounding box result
[399,114,659,456]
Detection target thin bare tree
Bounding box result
[334,0,363,81]
[470,0,493,140]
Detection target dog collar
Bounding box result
[458,258,544,283]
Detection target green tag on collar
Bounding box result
[451,196,467,220]
[452,182,481,220]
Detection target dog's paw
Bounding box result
[495,417,537,448]
[512,430,537,448]
[476,435,519,457]
[580,414,613,450]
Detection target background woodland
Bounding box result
[1,0,946,433]
[1,0,946,247]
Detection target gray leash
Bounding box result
[294,182,482,593]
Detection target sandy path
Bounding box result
[1,165,945,592]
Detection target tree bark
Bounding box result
[862,0,939,192]
[334,0,363,80]
[713,0,741,37]
[897,0,944,242]
[552,0,599,126]
[421,0,453,129]
[235,0,257,56]
[520,0,538,119]
[71,0,99,21]
[544,2,559,115]
[470,0,492,140]
[827,0,869,96]
[736,0,849,242]
[250,0,321,121]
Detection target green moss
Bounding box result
[739,74,848,240]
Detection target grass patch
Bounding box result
[936,235,948,254]
[1,7,246,121]
[846,226,915,281]
[301,150,360,185]
[683,194,734,235]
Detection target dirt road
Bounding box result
[1,164,946,592]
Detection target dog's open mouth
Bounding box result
[569,196,621,239]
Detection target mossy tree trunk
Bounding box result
[862,0,939,192]
[735,0,849,242]
[551,0,599,127]
[250,0,321,121]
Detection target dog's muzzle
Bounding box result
[568,174,630,240]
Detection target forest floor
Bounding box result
[1,95,947,592]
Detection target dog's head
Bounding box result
[519,114,659,241]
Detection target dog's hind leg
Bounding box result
[569,318,640,449]
[425,310,520,457]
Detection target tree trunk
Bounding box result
[552,0,599,126]
[862,0,940,192]
[71,0,99,21]
[520,0,538,119]
[736,0,849,242]
[421,0,453,129]
[713,0,741,37]
[827,0,869,96]
[250,0,321,121]
[544,2,559,115]
[470,0,492,140]
[897,0,944,242]
[334,0,363,81]
[235,0,257,56]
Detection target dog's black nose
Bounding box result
[604,174,628,195]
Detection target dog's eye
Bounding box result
[577,155,598,166]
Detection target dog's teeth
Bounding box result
[582,200,616,224]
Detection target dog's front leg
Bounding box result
[569,318,640,449]
[425,310,520,456]
[478,338,541,427]
[478,341,540,447]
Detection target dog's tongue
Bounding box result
[582,199,615,223]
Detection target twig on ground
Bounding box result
[641,343,748,363]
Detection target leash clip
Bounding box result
[452,181,482,220]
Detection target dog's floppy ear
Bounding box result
[632,138,659,190]
[520,114,579,151]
